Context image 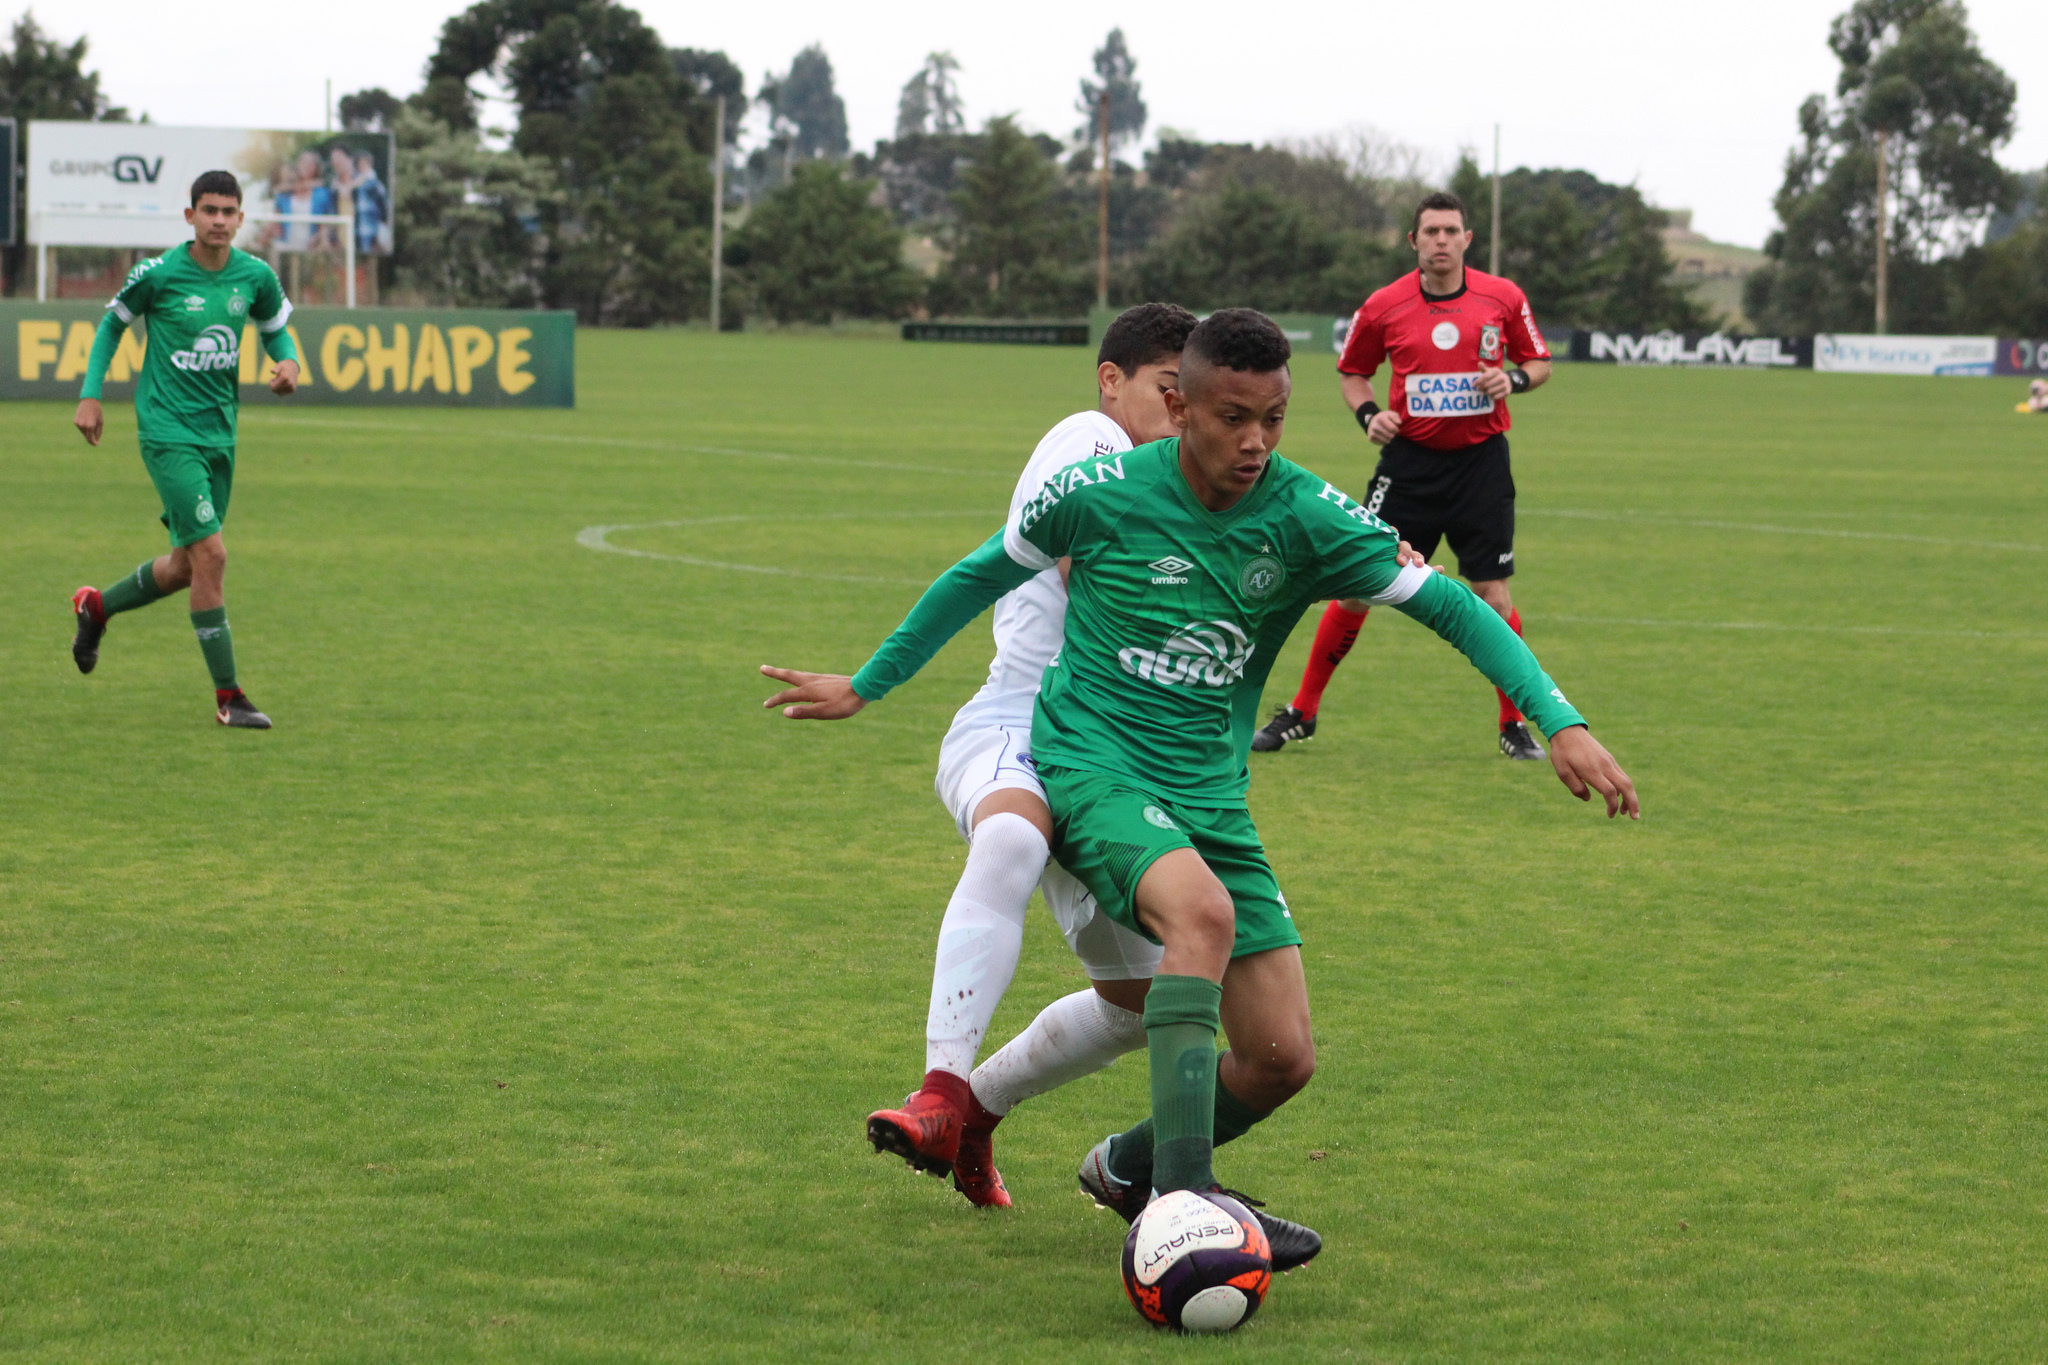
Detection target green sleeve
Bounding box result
[79,311,129,401]
[849,532,1040,702]
[1390,572,1587,736]
[261,324,300,364]
[253,272,297,362]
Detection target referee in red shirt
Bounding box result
[1254,190,1556,760]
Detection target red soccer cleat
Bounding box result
[866,1069,970,1178]
[951,1091,1011,1208]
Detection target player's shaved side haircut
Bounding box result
[190,170,242,206]
[1180,309,1292,389]
[1098,302,1198,375]
[1411,190,1467,234]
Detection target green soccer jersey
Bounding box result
[80,243,296,447]
[851,438,1586,805]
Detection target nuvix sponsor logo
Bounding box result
[1119,620,1253,688]
[171,325,240,373]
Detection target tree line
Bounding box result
[5,0,2043,334]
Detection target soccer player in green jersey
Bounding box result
[69,169,301,729]
[764,310,1637,1271]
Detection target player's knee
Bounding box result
[1244,1037,1316,1099]
[1337,597,1370,613]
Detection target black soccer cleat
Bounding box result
[1213,1187,1323,1273]
[1499,721,1544,761]
[70,586,107,674]
[1251,705,1315,753]
[216,692,273,730]
[1078,1134,1147,1223]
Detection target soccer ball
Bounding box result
[1120,1188,1273,1332]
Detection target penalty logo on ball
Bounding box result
[1121,1188,1273,1333]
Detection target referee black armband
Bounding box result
[1508,369,1532,395]
[1353,401,1381,434]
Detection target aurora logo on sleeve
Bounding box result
[170,325,241,373]
[1119,620,1253,688]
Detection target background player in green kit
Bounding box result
[69,169,301,729]
[763,310,1638,1274]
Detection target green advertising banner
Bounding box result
[1087,307,1347,356]
[2,302,574,407]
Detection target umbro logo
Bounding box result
[1148,555,1192,585]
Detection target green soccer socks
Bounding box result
[1133,974,1224,1193]
[99,561,169,616]
[1108,1050,1274,1192]
[190,606,237,692]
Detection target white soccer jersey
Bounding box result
[946,410,1132,732]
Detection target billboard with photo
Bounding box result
[27,121,394,256]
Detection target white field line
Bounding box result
[1529,508,2047,554]
[577,511,993,586]
[240,414,1010,480]
[1545,614,2048,642]
[242,415,2046,551]
[580,513,2045,642]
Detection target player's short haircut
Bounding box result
[1098,302,1199,375]
[1182,308,1292,376]
[190,170,242,207]
[1411,190,1467,235]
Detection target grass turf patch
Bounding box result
[2,331,2044,1361]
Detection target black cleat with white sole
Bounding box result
[1251,705,1315,753]
[216,692,273,729]
[1499,721,1544,761]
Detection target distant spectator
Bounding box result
[350,153,389,256]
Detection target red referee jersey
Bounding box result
[1337,267,1548,451]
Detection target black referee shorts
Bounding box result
[1361,432,1516,582]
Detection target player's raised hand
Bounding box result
[269,359,300,397]
[73,399,104,446]
[1547,726,1640,819]
[760,665,866,720]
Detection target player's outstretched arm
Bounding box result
[759,667,863,720]
[1547,725,1639,819]
[761,530,1037,721]
[1387,571,1640,819]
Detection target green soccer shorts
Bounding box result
[1037,764,1303,960]
[140,443,233,547]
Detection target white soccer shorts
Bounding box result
[934,718,1163,982]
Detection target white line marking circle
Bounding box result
[577,511,994,586]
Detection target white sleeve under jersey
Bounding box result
[954,410,1133,724]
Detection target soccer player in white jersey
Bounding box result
[841,305,1196,1207]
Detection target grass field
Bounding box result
[4,332,2046,1362]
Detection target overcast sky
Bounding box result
[37,0,2048,248]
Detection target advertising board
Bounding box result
[28,121,395,255]
[1570,330,1812,367]
[3,301,573,407]
[1813,334,1997,375]
[1993,339,2048,377]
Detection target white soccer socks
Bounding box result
[924,812,1047,1079]
[969,986,1148,1116]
